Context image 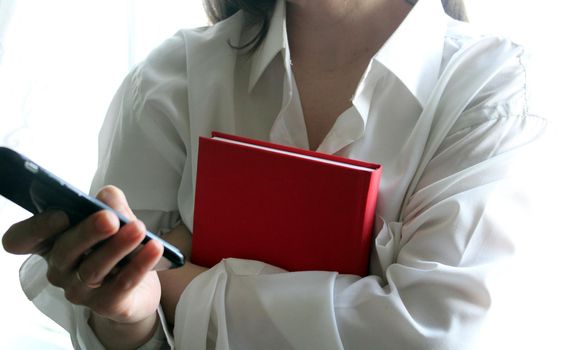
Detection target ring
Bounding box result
[75,270,103,289]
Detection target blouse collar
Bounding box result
[373,0,448,106]
[248,0,448,108]
[248,0,287,91]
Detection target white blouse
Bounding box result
[19,0,547,349]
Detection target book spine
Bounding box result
[358,169,382,275]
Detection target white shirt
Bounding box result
[19,0,547,349]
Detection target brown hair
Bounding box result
[203,0,276,51]
[204,0,468,51]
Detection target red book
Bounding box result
[191,132,382,276]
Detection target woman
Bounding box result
[3,0,546,349]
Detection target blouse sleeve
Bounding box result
[170,50,548,349]
[90,32,191,233]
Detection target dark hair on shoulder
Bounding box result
[203,0,468,52]
[203,0,276,51]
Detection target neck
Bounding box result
[286,0,412,71]
[287,0,382,28]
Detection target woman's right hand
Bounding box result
[2,186,164,348]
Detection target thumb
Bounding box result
[96,185,136,221]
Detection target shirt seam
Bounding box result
[447,113,545,139]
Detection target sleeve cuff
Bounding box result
[173,258,341,350]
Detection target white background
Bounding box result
[0,1,208,348]
[0,1,562,348]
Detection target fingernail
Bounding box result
[97,188,109,202]
[95,211,119,233]
[49,211,69,230]
[135,220,146,234]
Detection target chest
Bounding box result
[188,54,426,224]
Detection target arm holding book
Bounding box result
[167,103,545,350]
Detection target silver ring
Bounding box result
[76,270,102,289]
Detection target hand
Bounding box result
[3,186,163,337]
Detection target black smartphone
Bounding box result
[0,146,184,270]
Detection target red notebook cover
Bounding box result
[191,132,382,276]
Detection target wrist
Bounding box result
[89,311,159,350]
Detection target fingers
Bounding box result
[46,210,120,286]
[48,216,157,307]
[76,220,147,288]
[47,185,139,280]
[111,239,163,292]
[86,241,163,322]
[2,210,69,255]
[63,220,153,308]
[96,185,136,221]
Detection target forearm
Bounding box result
[158,223,208,325]
[89,312,159,350]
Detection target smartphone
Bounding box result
[0,146,184,270]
